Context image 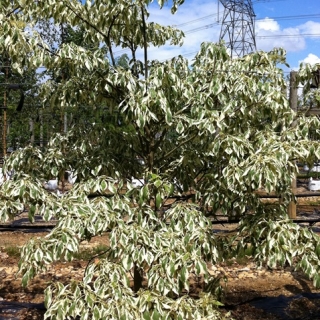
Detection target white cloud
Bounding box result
[298,21,320,35]
[112,1,221,63]
[299,53,320,65]
[256,17,279,32]
[145,0,220,62]
[256,17,306,53]
[255,18,320,55]
[147,8,317,61]
[112,2,320,66]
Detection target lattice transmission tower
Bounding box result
[219,0,256,58]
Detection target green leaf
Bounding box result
[316,244,320,258]
[180,266,187,284]
[176,121,184,134]
[122,254,133,270]
[28,206,35,222]
[155,193,162,208]
[143,311,151,320]
[165,109,172,124]
[44,286,52,308]
[93,306,100,320]
[313,274,320,288]
[151,310,160,320]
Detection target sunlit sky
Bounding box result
[77,0,320,70]
[137,0,320,70]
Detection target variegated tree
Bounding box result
[1,1,320,319]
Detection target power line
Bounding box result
[183,14,320,35]
[172,13,219,27]
[184,23,220,35]
[257,33,320,39]
[253,0,287,3]
[113,12,320,56]
[166,2,300,30]
[256,13,320,22]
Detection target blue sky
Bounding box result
[254,0,320,68]
[138,0,320,70]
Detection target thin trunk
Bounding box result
[2,107,6,156]
[148,138,155,173]
[141,6,148,79]
[40,109,43,148]
[29,118,34,145]
[64,112,67,133]
[6,122,9,140]
[288,71,298,219]
[133,264,143,293]
[132,49,138,78]
[2,63,8,157]
[109,44,116,67]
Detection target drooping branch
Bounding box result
[162,133,198,160]
[6,6,21,17]
[63,2,110,42]
[106,13,122,67]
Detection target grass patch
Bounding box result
[297,172,320,179]
[224,255,251,267]
[3,244,110,261]
[73,244,109,261]
[224,246,254,266]
[300,201,320,206]
[4,245,21,258]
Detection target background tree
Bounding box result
[115,53,130,69]
[0,14,43,154]
[1,1,320,319]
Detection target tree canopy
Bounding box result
[1,1,320,319]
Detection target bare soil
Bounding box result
[1,228,320,320]
[1,186,320,320]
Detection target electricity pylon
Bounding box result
[219,0,256,58]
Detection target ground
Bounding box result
[1,227,320,320]
[1,186,320,319]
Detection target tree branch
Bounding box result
[140,6,148,80]
[162,133,198,160]
[106,13,121,67]
[6,6,21,17]
[63,2,110,42]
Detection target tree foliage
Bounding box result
[1,0,320,319]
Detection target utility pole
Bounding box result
[288,71,298,219]
[219,0,256,58]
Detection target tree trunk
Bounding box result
[64,112,67,133]
[29,118,34,145]
[40,109,43,148]
[133,264,143,293]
